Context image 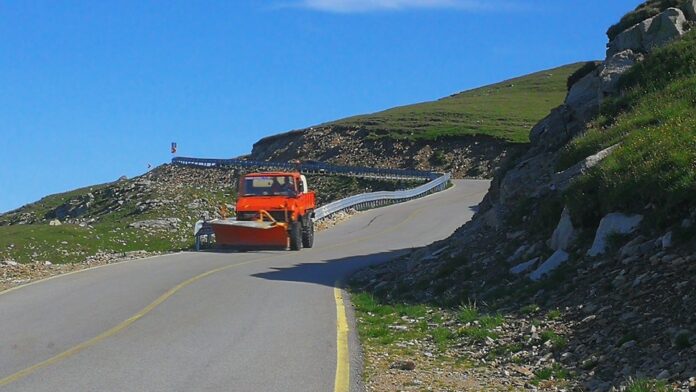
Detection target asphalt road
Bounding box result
[0,179,490,392]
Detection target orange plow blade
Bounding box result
[210,219,289,249]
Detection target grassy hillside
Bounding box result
[327,63,585,143]
[0,165,421,265]
[561,29,696,229]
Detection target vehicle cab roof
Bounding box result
[243,171,301,177]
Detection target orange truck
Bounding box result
[210,172,316,250]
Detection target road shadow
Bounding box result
[251,248,411,288]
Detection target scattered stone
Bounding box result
[529,250,569,281]
[389,360,416,371]
[49,219,62,226]
[129,218,181,231]
[510,257,539,275]
[548,207,576,251]
[587,213,643,256]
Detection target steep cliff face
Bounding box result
[351,4,696,391]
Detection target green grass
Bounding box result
[0,166,416,266]
[562,30,696,229]
[626,378,675,392]
[520,304,541,315]
[325,63,586,143]
[532,364,571,386]
[540,330,568,350]
[547,309,562,320]
[458,303,480,323]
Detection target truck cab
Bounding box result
[234,172,316,249]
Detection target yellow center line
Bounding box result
[333,286,350,392]
[0,255,270,387]
[0,183,462,389]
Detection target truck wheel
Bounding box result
[302,219,314,248]
[289,221,303,251]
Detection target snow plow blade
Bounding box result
[210,218,289,249]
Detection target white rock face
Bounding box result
[599,50,644,98]
[549,207,576,251]
[587,213,644,257]
[530,250,569,281]
[510,257,539,275]
[608,8,687,57]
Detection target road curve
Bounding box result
[0,179,489,392]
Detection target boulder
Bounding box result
[599,50,644,98]
[554,144,619,191]
[587,213,643,257]
[49,219,62,226]
[565,71,601,122]
[510,257,539,275]
[506,244,529,263]
[530,250,569,281]
[619,235,652,259]
[608,8,687,57]
[498,152,554,206]
[549,207,576,251]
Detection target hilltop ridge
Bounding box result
[249,63,585,178]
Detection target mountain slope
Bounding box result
[250,63,586,178]
[349,6,696,392]
[330,63,584,143]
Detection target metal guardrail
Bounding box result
[313,173,451,221]
[193,173,451,249]
[172,157,439,181]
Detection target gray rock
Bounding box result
[554,144,619,191]
[549,207,576,251]
[530,250,569,281]
[619,235,652,259]
[587,213,643,257]
[510,257,540,275]
[661,231,673,249]
[1,260,19,267]
[608,8,687,57]
[49,219,62,226]
[599,50,643,98]
[657,369,670,380]
[389,360,416,371]
[507,245,529,263]
[565,71,601,121]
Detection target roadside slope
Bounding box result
[349,3,696,391]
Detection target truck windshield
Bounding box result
[241,176,297,196]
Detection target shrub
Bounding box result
[567,61,601,90]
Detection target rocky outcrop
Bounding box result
[599,49,644,98]
[250,125,523,179]
[607,8,688,57]
[350,7,696,390]
[587,213,644,256]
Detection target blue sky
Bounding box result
[0,0,641,213]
